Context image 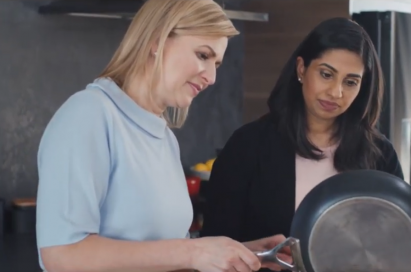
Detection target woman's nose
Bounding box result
[328,82,343,98]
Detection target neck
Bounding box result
[306,113,336,148]
[125,76,165,116]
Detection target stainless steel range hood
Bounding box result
[37,0,269,22]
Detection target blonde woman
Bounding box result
[36,0,291,272]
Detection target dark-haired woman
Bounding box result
[200,17,404,268]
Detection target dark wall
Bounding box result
[0,1,244,205]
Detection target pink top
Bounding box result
[295,145,338,210]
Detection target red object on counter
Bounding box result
[186,176,201,196]
[190,218,202,232]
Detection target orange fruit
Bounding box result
[205,158,215,171]
[194,163,208,172]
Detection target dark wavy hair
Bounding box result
[267,17,384,172]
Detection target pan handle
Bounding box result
[254,237,307,272]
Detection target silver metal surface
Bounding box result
[255,237,307,272]
[224,10,268,22]
[66,10,269,22]
[308,197,411,272]
[401,118,411,184]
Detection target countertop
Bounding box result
[0,233,42,272]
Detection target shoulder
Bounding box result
[39,88,115,155]
[216,114,289,166]
[373,132,404,179]
[56,88,114,119]
[374,132,396,154]
[228,114,280,144]
[46,88,115,132]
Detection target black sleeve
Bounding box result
[377,137,404,180]
[200,127,258,241]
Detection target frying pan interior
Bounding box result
[289,169,411,272]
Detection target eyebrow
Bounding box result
[319,63,362,78]
[200,45,216,57]
[199,45,222,66]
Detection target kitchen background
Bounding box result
[0,0,348,210]
[2,0,411,271]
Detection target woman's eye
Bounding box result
[320,71,332,79]
[346,80,358,87]
[197,52,209,61]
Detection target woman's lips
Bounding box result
[318,99,339,111]
[188,82,201,96]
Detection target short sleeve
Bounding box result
[36,90,111,248]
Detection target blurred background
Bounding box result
[1,0,411,271]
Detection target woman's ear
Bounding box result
[150,40,159,56]
[296,56,305,82]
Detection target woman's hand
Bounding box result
[189,236,261,272]
[243,234,292,271]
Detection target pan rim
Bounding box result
[289,169,411,272]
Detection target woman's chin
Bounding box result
[176,97,194,108]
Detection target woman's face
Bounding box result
[296,49,364,123]
[155,35,228,109]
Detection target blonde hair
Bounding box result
[99,0,240,128]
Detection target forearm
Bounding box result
[41,234,195,272]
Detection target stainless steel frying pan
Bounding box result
[254,169,411,272]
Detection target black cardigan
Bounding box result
[200,114,404,245]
